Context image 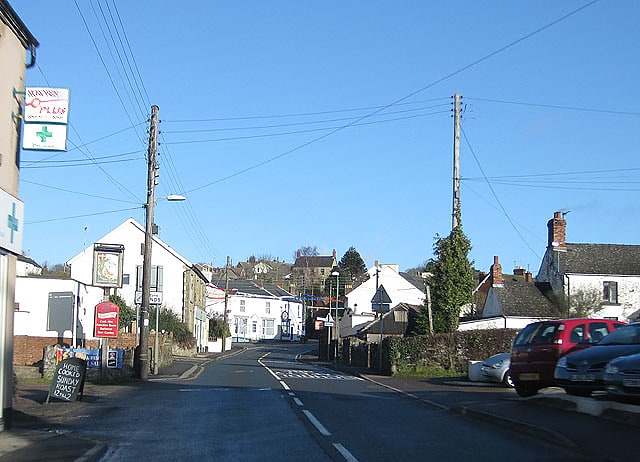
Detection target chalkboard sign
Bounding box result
[47,357,87,403]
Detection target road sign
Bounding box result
[324,314,335,327]
[135,291,163,305]
[371,284,392,312]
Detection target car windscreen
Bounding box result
[597,324,640,345]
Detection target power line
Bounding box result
[181,0,600,194]
[26,206,142,225]
[168,109,449,146]
[461,124,540,260]
[465,96,640,117]
[164,97,451,123]
[21,179,140,203]
[163,103,450,134]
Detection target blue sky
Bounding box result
[12,1,640,274]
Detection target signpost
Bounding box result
[372,285,392,371]
[46,357,86,403]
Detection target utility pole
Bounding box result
[222,256,230,352]
[137,105,159,380]
[452,92,461,230]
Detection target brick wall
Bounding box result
[13,332,169,366]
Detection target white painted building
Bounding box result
[14,277,103,342]
[537,212,640,321]
[67,218,209,347]
[206,280,304,342]
[343,264,426,336]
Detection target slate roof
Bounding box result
[293,256,335,268]
[214,279,294,298]
[399,271,427,291]
[357,303,421,336]
[559,243,640,276]
[491,277,559,317]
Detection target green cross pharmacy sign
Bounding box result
[0,190,23,255]
[22,123,67,151]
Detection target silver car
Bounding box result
[481,352,513,387]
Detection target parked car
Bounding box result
[604,352,640,401]
[555,322,640,397]
[510,318,625,397]
[480,352,513,387]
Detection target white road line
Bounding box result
[293,397,304,406]
[302,410,331,436]
[280,380,290,390]
[333,443,360,462]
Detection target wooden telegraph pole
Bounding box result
[137,105,159,380]
[452,93,461,230]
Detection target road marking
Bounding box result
[333,443,360,462]
[302,410,331,436]
[276,369,362,380]
[293,397,304,406]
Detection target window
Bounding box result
[569,324,585,343]
[603,281,618,303]
[240,300,246,312]
[252,321,257,333]
[321,268,325,275]
[265,302,270,314]
[262,319,274,336]
[136,265,163,292]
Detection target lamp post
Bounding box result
[331,271,339,362]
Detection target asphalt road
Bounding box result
[44,343,638,461]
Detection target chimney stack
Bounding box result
[491,256,503,287]
[547,211,567,250]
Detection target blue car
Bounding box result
[554,322,640,397]
[604,352,640,401]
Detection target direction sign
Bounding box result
[135,291,163,305]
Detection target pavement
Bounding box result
[2,347,640,461]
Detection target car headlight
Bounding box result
[491,360,504,369]
[605,363,619,375]
[556,357,568,368]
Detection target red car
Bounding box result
[510,318,626,397]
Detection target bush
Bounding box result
[387,328,518,376]
[149,307,196,349]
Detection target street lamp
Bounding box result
[331,271,339,362]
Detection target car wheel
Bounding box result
[564,387,591,397]
[502,371,514,388]
[515,385,537,397]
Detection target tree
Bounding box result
[429,216,474,333]
[209,313,230,339]
[554,288,604,318]
[295,245,319,259]
[338,247,367,282]
[109,294,134,333]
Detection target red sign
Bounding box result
[94,302,120,338]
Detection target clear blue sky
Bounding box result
[12,1,640,274]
